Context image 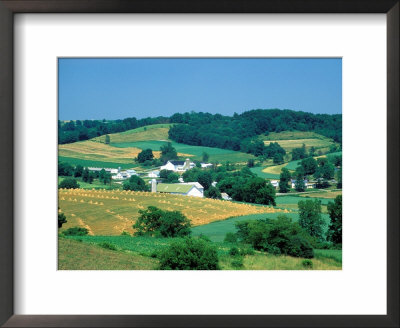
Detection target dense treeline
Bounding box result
[59,109,342,147]
[58,116,169,144]
[168,109,342,156]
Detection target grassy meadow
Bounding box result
[59,236,341,270]
[58,237,158,270]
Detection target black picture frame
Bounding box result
[0,1,398,327]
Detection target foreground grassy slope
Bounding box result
[59,236,341,270]
[58,238,158,270]
[59,189,284,235]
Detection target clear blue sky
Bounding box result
[58,58,341,120]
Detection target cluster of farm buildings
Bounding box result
[88,159,227,199]
[89,158,320,199]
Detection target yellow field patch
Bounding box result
[263,138,333,152]
[59,140,162,164]
[262,163,287,175]
[59,189,284,235]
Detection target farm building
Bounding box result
[181,182,204,193]
[112,172,129,180]
[291,179,315,189]
[221,193,232,201]
[112,170,137,180]
[88,167,118,174]
[201,163,213,168]
[148,170,160,178]
[126,169,137,176]
[160,158,195,172]
[154,182,204,197]
[270,180,279,189]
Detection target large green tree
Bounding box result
[197,171,213,190]
[298,199,325,241]
[327,195,342,245]
[137,148,154,163]
[279,168,291,193]
[133,206,191,238]
[58,208,67,228]
[59,177,80,189]
[160,142,178,162]
[123,175,148,191]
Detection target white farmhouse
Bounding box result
[160,158,195,172]
[112,172,129,180]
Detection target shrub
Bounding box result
[302,259,313,269]
[58,177,80,189]
[229,246,240,256]
[123,175,149,191]
[204,186,222,199]
[99,242,117,251]
[198,234,211,242]
[62,227,89,236]
[240,246,255,256]
[120,231,130,236]
[158,237,219,270]
[224,232,237,243]
[58,209,67,228]
[133,206,191,238]
[235,216,314,258]
[231,256,244,269]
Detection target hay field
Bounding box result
[92,124,172,144]
[58,189,284,235]
[59,140,162,165]
[262,131,337,153]
[263,131,328,141]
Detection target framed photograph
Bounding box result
[0,0,398,327]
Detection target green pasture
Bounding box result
[58,156,134,169]
[250,166,280,179]
[284,151,342,171]
[275,195,333,206]
[192,212,300,242]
